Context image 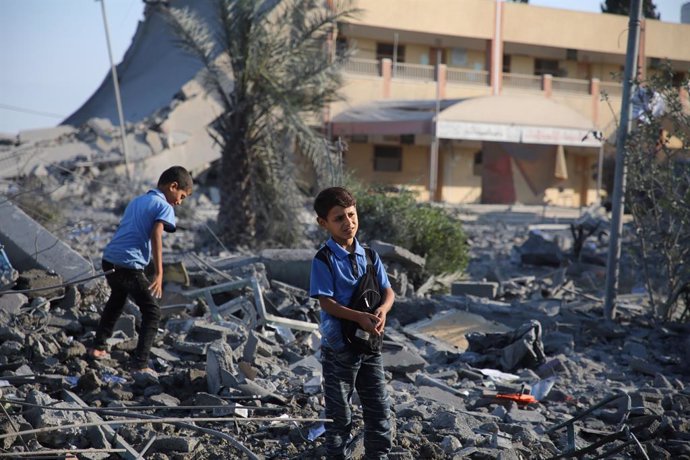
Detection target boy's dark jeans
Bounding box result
[321,346,392,460]
[94,260,161,369]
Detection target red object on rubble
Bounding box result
[495,393,538,405]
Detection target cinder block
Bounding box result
[451,281,499,298]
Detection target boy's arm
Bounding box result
[318,296,383,335]
[148,221,165,298]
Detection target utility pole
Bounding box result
[603,0,643,320]
[429,47,442,202]
[98,0,131,181]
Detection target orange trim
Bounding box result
[495,393,537,405]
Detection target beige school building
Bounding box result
[329,0,690,207]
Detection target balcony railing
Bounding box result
[393,62,435,81]
[552,76,590,95]
[447,68,489,86]
[502,72,542,90]
[342,58,380,77]
[600,81,623,97]
[343,59,610,99]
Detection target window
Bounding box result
[534,58,559,76]
[503,54,511,73]
[374,145,402,172]
[451,48,468,66]
[473,150,483,177]
[376,43,405,63]
[335,36,348,58]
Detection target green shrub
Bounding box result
[349,182,469,279]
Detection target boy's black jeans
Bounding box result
[321,346,392,459]
[94,260,161,370]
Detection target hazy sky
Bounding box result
[0,0,686,134]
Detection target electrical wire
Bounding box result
[0,103,64,119]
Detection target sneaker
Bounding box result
[87,348,110,360]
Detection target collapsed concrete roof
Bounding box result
[63,0,219,127]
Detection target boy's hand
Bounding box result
[357,312,382,336]
[148,274,163,299]
[374,308,388,335]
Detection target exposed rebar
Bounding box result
[0,416,331,440]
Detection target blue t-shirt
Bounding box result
[309,237,391,351]
[103,189,176,269]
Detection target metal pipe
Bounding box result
[0,399,282,413]
[603,0,643,320]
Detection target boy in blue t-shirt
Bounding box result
[88,166,193,376]
[309,186,395,459]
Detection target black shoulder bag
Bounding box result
[314,246,384,354]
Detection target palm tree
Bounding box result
[164,0,356,247]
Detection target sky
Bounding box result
[0,0,686,135]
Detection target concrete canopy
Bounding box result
[331,94,601,148]
[437,94,601,147]
[331,99,462,136]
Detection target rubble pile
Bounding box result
[1,170,689,459]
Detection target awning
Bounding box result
[331,99,461,136]
[437,94,601,147]
[331,94,601,148]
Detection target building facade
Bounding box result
[330,0,690,206]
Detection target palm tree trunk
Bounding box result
[218,116,256,248]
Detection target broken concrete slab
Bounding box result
[17,126,76,145]
[369,240,425,270]
[0,292,28,314]
[451,281,499,299]
[0,201,94,285]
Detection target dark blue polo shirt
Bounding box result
[103,189,176,269]
[309,237,391,351]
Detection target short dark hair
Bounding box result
[158,166,193,190]
[314,187,356,219]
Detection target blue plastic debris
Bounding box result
[307,423,325,441]
[102,373,127,385]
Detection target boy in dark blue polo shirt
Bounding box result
[309,186,395,460]
[88,166,193,376]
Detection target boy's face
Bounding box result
[162,182,191,206]
[318,205,358,246]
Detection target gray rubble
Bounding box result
[0,168,688,459]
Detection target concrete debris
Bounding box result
[0,170,688,459]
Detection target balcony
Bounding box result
[599,81,623,97]
[552,76,590,95]
[393,62,435,81]
[447,68,490,86]
[342,58,381,77]
[502,72,542,91]
[343,58,611,99]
